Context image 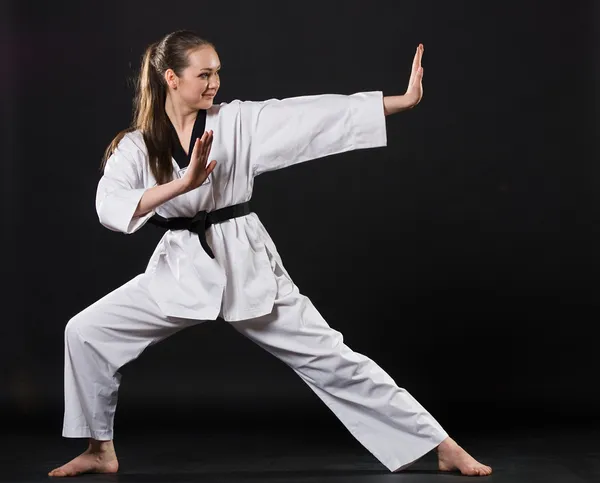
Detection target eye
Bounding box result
[199,73,209,79]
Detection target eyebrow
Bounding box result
[200,65,221,72]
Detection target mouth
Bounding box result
[203,93,216,98]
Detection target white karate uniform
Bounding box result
[63,91,448,471]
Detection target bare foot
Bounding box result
[436,437,492,476]
[48,439,119,477]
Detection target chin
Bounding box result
[197,97,215,110]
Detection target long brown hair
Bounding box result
[103,31,214,185]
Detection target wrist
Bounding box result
[173,177,190,195]
[383,95,416,116]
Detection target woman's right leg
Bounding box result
[50,273,202,477]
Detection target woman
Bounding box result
[49,30,492,477]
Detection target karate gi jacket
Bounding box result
[96,91,387,321]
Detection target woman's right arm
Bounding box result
[132,177,188,217]
[134,130,216,217]
[97,131,215,233]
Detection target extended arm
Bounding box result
[242,44,425,176]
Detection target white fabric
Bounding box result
[64,91,450,471]
[96,92,387,321]
[63,269,448,471]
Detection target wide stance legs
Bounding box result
[51,274,491,477]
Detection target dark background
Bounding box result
[1,0,598,441]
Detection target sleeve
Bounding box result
[95,139,155,234]
[242,91,387,177]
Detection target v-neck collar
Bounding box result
[168,109,207,169]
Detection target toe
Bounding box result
[471,466,489,477]
[49,468,65,477]
[477,465,492,476]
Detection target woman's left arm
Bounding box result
[241,44,425,177]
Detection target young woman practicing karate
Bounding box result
[49,30,492,477]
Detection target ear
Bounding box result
[164,69,178,89]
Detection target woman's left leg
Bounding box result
[229,284,448,472]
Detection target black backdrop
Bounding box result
[1,0,598,438]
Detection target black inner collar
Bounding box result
[168,109,207,169]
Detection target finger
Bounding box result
[205,130,214,149]
[414,44,423,71]
[197,131,211,160]
[201,132,214,160]
[412,46,420,72]
[410,67,423,88]
[191,136,203,161]
[205,159,217,176]
[198,130,208,149]
[408,45,423,86]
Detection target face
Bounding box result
[165,46,221,111]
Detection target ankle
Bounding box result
[435,437,453,452]
[88,438,114,453]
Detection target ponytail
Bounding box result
[102,31,213,185]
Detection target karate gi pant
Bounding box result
[62,271,449,472]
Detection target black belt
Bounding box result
[148,202,251,259]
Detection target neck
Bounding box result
[165,94,198,133]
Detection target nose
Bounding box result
[208,76,219,90]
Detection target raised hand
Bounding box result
[382,44,425,115]
[182,130,217,191]
[404,44,424,107]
